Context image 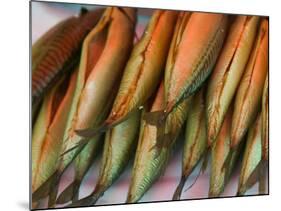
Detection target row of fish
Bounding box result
[31,6,269,209]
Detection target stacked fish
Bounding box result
[31,7,269,209]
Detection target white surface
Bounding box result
[0,0,280,211]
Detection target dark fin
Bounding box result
[32,171,59,202]
[56,179,81,204]
[116,7,139,42]
[184,156,207,193]
[172,176,186,200]
[59,139,89,157]
[237,160,263,196]
[201,148,210,174]
[67,192,102,208]
[75,123,109,138]
[72,182,80,202]
[149,133,173,159]
[79,7,88,16]
[47,175,61,208]
[143,110,167,126]
[222,147,234,172]
[258,160,268,194]
[67,195,96,208]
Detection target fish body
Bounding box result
[206,16,260,145]
[127,82,189,203]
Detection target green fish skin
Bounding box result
[126,82,189,203]
[68,110,141,207]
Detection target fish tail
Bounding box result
[56,179,81,204]
[201,147,210,174]
[183,154,209,195]
[75,123,110,138]
[237,159,264,196]
[67,191,103,207]
[47,175,61,208]
[32,170,60,203]
[221,147,235,172]
[172,176,187,200]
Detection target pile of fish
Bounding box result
[31,6,269,209]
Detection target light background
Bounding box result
[0,0,280,211]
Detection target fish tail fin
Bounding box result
[32,170,59,203]
[75,123,110,138]
[237,160,264,196]
[143,110,168,127]
[172,176,187,200]
[221,147,235,172]
[60,138,89,157]
[47,175,61,208]
[67,190,103,207]
[183,153,209,194]
[56,179,81,204]
[201,148,210,174]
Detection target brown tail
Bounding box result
[237,159,264,196]
[32,170,60,203]
[173,176,186,200]
[67,191,103,208]
[56,179,81,204]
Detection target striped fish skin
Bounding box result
[127,83,189,203]
[59,7,137,174]
[32,9,104,108]
[32,70,77,193]
[231,19,268,149]
[32,7,137,205]
[103,10,178,126]
[164,12,228,115]
[237,114,262,196]
[206,16,260,145]
[209,106,241,197]
[32,17,73,73]
[68,110,141,207]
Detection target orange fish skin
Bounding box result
[206,16,260,146]
[231,19,268,149]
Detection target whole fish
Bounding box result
[173,88,207,200]
[68,110,141,207]
[127,82,190,203]
[32,7,137,207]
[75,9,178,138]
[206,16,259,145]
